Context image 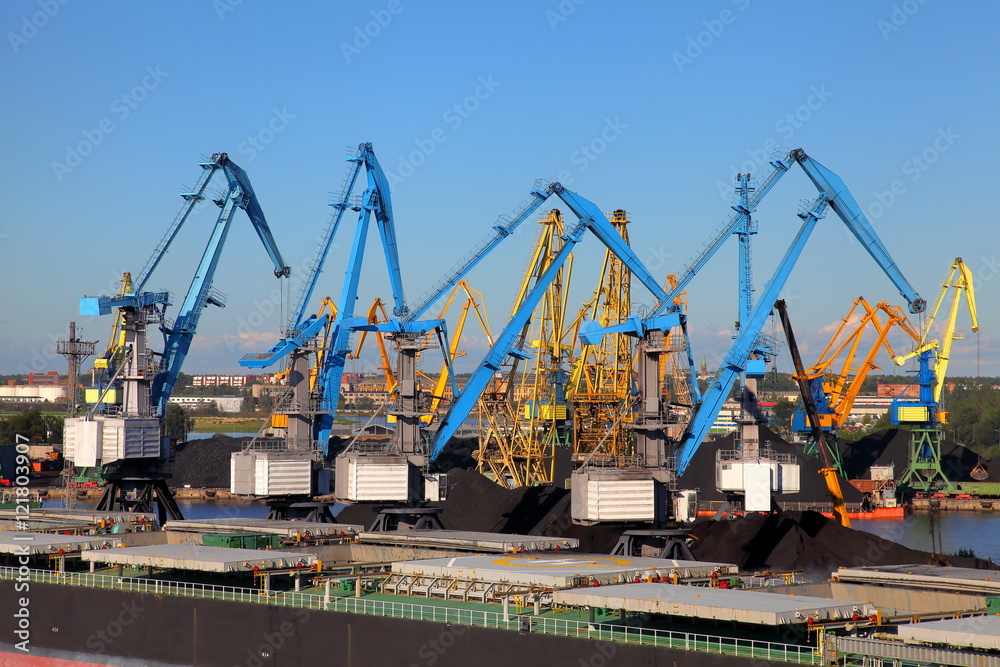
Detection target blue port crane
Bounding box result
[239,143,448,455]
[238,150,594,459]
[81,152,289,418]
[673,149,925,477]
[70,152,289,522]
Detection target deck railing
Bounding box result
[0,566,821,664]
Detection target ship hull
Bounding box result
[1,580,760,666]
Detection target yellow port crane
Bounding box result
[892,257,979,494]
[423,280,493,421]
[893,257,979,411]
[476,210,573,487]
[567,209,636,465]
[93,272,134,374]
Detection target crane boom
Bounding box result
[654,151,796,314]
[133,156,223,293]
[152,155,290,414]
[675,196,830,476]
[404,182,558,322]
[775,299,851,528]
[289,149,365,330]
[795,154,925,314]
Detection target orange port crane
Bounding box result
[791,297,920,451]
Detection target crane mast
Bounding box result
[892,258,979,495]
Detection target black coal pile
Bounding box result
[335,468,569,533]
[431,435,479,474]
[841,428,997,483]
[337,466,999,573]
[689,510,992,577]
[677,425,864,505]
[167,435,247,488]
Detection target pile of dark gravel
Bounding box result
[166,435,248,488]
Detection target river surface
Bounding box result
[852,513,1000,564]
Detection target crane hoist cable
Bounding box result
[775,299,852,528]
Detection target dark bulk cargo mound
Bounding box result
[166,435,248,488]
[337,469,999,572]
[841,428,999,483]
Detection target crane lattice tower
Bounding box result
[476,210,573,487]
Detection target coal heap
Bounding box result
[336,468,996,572]
[335,468,625,552]
[689,510,990,577]
[677,425,864,505]
[166,435,247,488]
[841,428,996,483]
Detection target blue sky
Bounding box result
[0,0,995,381]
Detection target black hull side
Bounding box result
[1,580,764,666]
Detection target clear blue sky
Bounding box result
[0,0,995,380]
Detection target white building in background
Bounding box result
[0,385,66,402]
[167,396,246,413]
[191,375,260,388]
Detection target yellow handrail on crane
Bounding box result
[893,257,978,408]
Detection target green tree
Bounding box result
[174,372,193,390]
[769,398,797,438]
[163,404,194,442]
[0,408,62,443]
